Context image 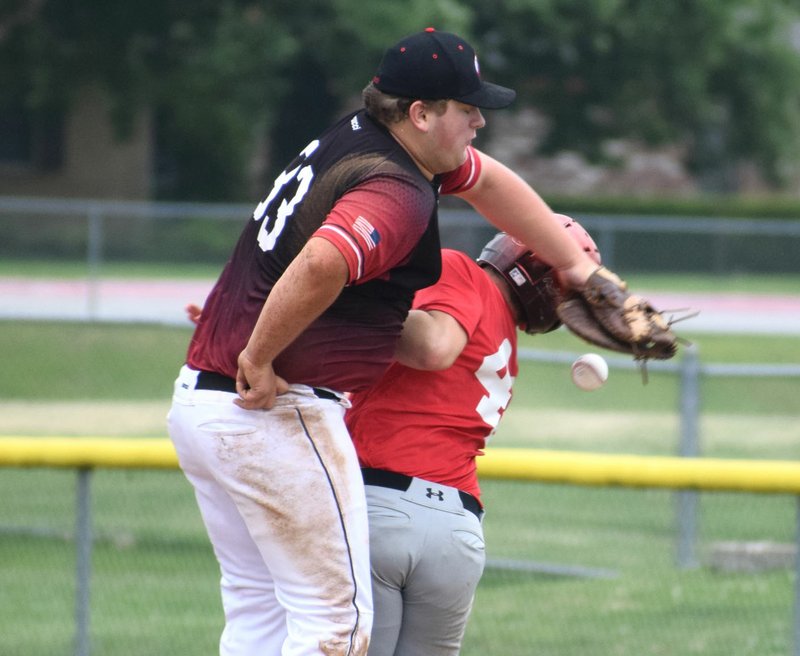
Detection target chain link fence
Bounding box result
[1,441,798,656]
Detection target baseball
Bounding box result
[571,353,608,391]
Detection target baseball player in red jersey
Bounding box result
[346,217,601,656]
[168,27,614,656]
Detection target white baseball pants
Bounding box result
[167,366,372,656]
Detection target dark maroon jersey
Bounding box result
[186,110,481,392]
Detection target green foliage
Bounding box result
[155,4,298,199]
[467,0,800,187]
[4,1,800,197]
[261,0,474,177]
[0,0,473,198]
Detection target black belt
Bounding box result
[194,370,340,401]
[361,467,483,519]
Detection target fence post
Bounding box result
[86,206,103,321]
[676,345,701,569]
[794,496,800,656]
[74,468,93,656]
[595,224,616,271]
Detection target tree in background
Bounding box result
[2,0,800,199]
[0,0,470,200]
[259,0,472,182]
[468,0,800,189]
[0,0,298,200]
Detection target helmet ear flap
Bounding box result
[476,216,601,335]
[477,234,562,334]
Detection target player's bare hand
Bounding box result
[554,259,600,292]
[234,351,289,410]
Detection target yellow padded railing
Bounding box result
[1,438,799,494]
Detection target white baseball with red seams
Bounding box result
[571,353,609,391]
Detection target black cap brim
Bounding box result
[454,81,516,109]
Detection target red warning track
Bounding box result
[1,277,800,334]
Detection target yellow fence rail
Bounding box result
[2,437,800,494]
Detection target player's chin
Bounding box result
[450,147,470,170]
[435,151,469,175]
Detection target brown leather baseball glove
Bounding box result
[556,267,678,361]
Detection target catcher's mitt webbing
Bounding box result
[558,266,679,361]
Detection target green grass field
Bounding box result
[1,319,799,655]
[2,469,794,655]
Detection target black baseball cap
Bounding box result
[372,28,516,109]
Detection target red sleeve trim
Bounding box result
[440,147,482,194]
[315,224,363,283]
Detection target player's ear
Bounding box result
[407,100,430,132]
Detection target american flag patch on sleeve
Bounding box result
[353,216,381,251]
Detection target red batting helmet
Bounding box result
[477,215,601,334]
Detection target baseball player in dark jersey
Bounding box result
[168,28,609,656]
[347,217,601,656]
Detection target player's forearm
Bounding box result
[242,238,348,367]
[459,153,597,288]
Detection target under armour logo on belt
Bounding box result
[426,488,444,501]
